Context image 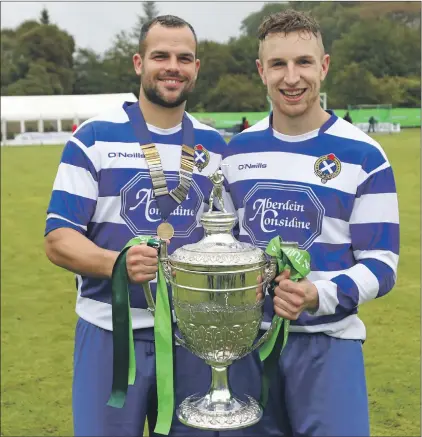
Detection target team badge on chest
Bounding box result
[314,153,341,184]
[194,144,210,172]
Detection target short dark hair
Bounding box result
[258,9,321,41]
[139,15,198,56]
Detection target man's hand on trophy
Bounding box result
[126,244,158,283]
[273,270,319,320]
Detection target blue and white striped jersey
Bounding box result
[222,112,399,340]
[45,101,227,332]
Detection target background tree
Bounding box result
[6,63,60,96]
[1,19,75,95]
[73,49,110,95]
[206,74,268,112]
[94,1,160,97]
[1,1,420,110]
[188,41,232,111]
[131,2,160,41]
[1,29,20,94]
[40,7,50,25]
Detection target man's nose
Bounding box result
[166,56,180,72]
[284,62,300,86]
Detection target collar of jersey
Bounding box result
[272,127,320,142]
[145,122,182,135]
[268,110,337,142]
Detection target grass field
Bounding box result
[1,129,420,436]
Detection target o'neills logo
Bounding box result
[108,152,144,158]
[238,163,267,170]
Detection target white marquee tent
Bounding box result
[1,93,137,144]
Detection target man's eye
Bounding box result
[299,59,311,65]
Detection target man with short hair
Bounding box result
[45,15,266,437]
[222,9,399,436]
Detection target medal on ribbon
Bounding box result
[125,102,197,238]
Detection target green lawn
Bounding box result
[1,129,420,436]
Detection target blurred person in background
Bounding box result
[343,110,352,123]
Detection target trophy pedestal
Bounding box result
[176,365,263,430]
[177,394,262,430]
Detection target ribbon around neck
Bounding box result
[258,236,311,407]
[107,235,174,435]
[124,102,195,221]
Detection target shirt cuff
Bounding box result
[306,280,338,317]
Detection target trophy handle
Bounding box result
[250,318,280,351]
[149,242,187,348]
[249,257,279,352]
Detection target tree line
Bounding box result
[1,1,420,111]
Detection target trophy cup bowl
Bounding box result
[159,210,278,431]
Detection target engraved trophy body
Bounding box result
[145,171,278,430]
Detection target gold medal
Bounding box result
[157,222,175,240]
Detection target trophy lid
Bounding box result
[169,211,266,267]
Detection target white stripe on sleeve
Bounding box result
[46,213,88,231]
[350,193,399,224]
[53,163,98,200]
[357,161,391,186]
[344,263,380,304]
[353,249,398,275]
[310,280,339,316]
[92,196,126,224]
[70,137,101,172]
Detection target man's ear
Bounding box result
[320,54,330,81]
[256,59,267,86]
[133,53,142,76]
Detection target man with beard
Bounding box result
[222,9,399,436]
[44,15,266,437]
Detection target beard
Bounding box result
[141,77,194,109]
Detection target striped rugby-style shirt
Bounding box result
[45,101,227,333]
[222,112,399,340]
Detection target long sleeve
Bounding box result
[311,158,399,317]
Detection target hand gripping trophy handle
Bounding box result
[141,239,186,347]
[248,256,279,351]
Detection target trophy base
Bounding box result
[176,394,262,431]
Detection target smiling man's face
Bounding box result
[257,31,330,118]
[133,23,200,108]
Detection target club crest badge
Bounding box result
[314,153,341,184]
[194,144,210,172]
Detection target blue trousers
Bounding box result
[73,319,369,436]
[265,332,370,436]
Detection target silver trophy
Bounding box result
[143,170,281,431]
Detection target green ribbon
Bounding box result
[259,236,311,407]
[107,236,174,435]
[153,257,174,435]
